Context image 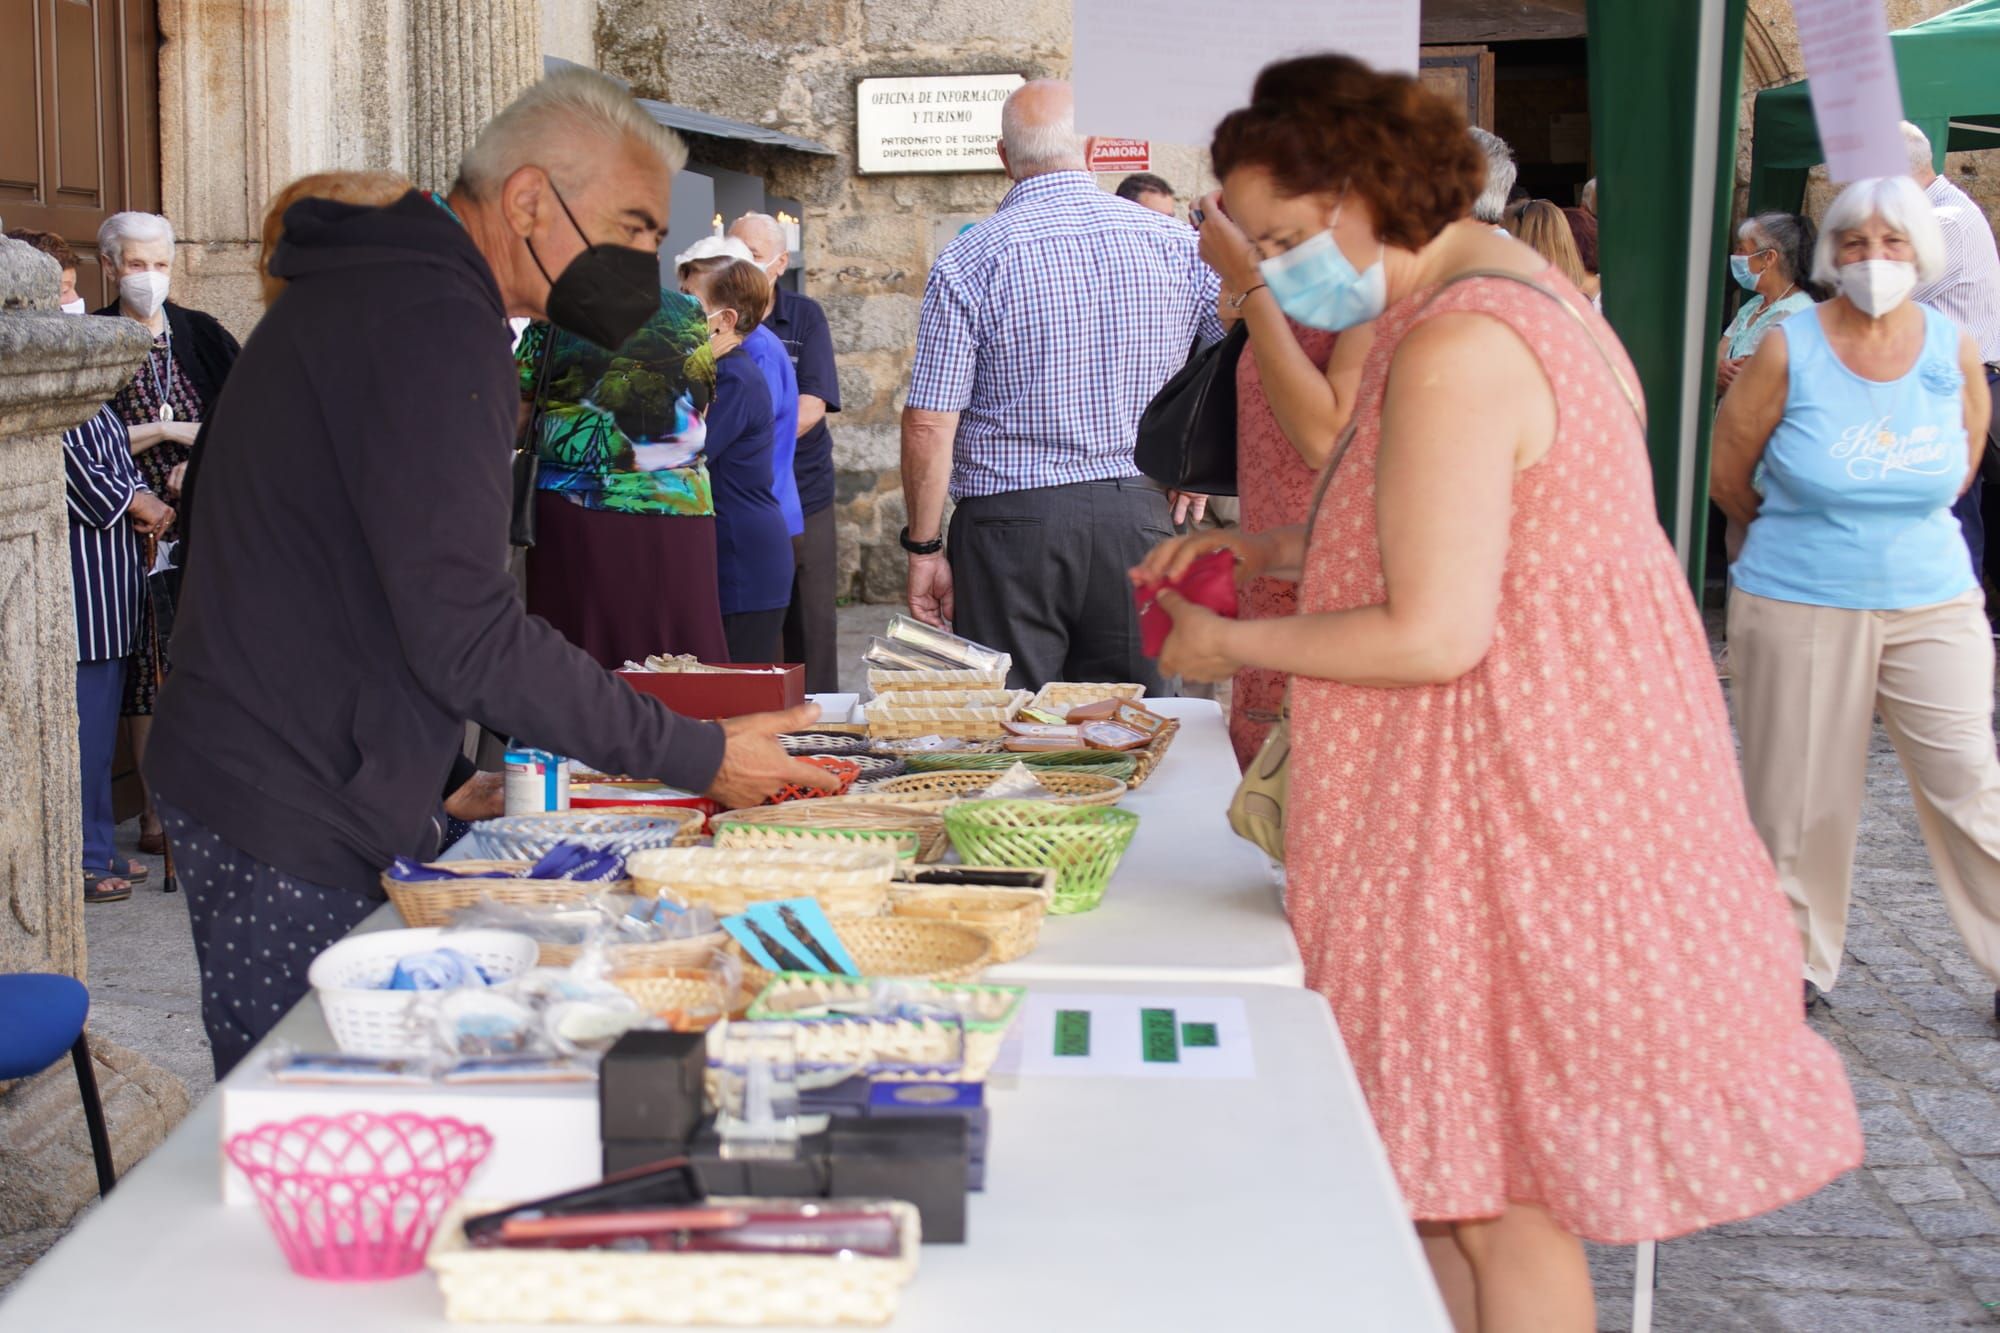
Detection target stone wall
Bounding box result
[597,0,1215,603]
[1739,0,1998,224]
[155,0,572,335]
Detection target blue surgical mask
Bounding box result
[1258,219,1386,333]
[1729,251,1767,293]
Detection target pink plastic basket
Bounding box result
[224,1111,493,1281]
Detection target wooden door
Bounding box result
[0,0,159,306]
[1420,45,1496,132]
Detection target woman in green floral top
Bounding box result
[518,288,729,666]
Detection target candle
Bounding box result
[711,213,723,237]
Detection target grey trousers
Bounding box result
[783,503,840,693]
[948,477,1171,694]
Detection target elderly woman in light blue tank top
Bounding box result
[1713,175,1999,1017]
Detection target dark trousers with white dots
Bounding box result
[159,803,380,1079]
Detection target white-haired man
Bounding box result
[1904,121,2000,578]
[728,210,843,692]
[1469,127,1517,229]
[900,80,1223,692]
[146,67,829,1076]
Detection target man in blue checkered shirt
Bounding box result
[899,80,1224,692]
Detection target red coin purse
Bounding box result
[1134,547,1240,659]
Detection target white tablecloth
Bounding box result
[0,980,1446,1332]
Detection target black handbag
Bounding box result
[512,326,558,548]
[1134,321,1247,496]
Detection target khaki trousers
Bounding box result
[1730,587,2000,989]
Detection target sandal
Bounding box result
[84,873,133,904]
[116,858,149,882]
[137,828,166,856]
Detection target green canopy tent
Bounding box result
[1588,0,1749,591]
[1748,0,2000,216]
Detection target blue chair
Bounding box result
[0,974,115,1195]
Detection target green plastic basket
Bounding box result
[942,801,1140,915]
[900,750,1138,782]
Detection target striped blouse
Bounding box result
[63,404,147,662]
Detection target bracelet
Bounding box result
[899,525,944,556]
[1228,283,1268,312]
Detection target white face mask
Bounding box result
[60,298,87,315]
[119,271,170,319]
[1838,259,1916,318]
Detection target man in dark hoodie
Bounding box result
[146,67,832,1075]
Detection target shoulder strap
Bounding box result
[1422,267,1647,431]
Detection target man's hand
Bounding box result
[444,770,506,822]
[907,552,954,628]
[128,492,175,537]
[707,703,841,808]
[1166,490,1209,528]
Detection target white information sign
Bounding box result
[1072,0,1419,148]
[856,73,1027,175]
[1791,0,1909,183]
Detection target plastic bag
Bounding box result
[978,762,1056,801]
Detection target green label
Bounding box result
[1053,1009,1091,1057]
[1141,1008,1180,1063]
[1180,1022,1218,1048]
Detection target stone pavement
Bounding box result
[18,606,2000,1328]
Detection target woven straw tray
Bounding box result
[1025,681,1147,714]
[428,1197,920,1325]
[626,846,897,917]
[381,862,630,929]
[848,768,1127,810]
[729,916,993,997]
[709,801,950,862]
[743,974,1026,1080]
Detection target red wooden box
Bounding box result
[617,663,806,720]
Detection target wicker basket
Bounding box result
[867,665,1008,693]
[778,731,869,756]
[626,846,897,917]
[944,801,1140,915]
[731,916,993,996]
[428,1197,920,1325]
[869,737,1005,758]
[1026,681,1147,715]
[745,975,1026,1080]
[535,930,730,971]
[899,749,1136,781]
[307,928,541,1057]
[1127,718,1181,787]
[709,802,950,862]
[853,769,1126,810]
[381,862,630,929]
[864,690,1031,741]
[610,966,744,1030]
[471,808,705,861]
[887,881,1049,963]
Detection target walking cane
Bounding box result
[141,533,177,895]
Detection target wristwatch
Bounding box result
[899,525,944,556]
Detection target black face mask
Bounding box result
[525,180,660,351]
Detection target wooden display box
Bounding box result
[618,664,806,720]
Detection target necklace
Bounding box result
[145,327,176,422]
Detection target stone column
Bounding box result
[409,0,546,194]
[0,240,191,1273]
[0,241,151,982]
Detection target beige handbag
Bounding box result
[1224,268,1643,862]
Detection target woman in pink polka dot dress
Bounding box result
[1140,56,1860,1330]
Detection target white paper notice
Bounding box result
[1012,992,1257,1080]
[1072,0,1420,148]
[1791,0,1908,183]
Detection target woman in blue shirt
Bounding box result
[680,257,795,663]
[1713,175,1999,1014]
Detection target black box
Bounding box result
[685,1122,832,1197]
[599,1030,706,1144]
[829,1116,969,1244]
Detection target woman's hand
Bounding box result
[1715,356,1744,395]
[166,461,188,498]
[1155,589,1240,683]
[1196,191,1261,293]
[1130,527,1275,591]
